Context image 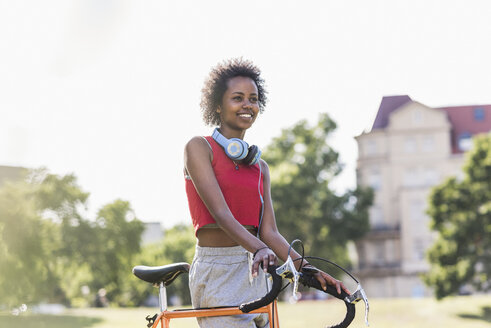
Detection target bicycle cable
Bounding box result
[287,239,306,269]
[280,239,362,295]
[286,239,360,284]
[299,256,359,284]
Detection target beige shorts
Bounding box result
[189,245,270,328]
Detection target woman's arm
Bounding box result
[257,159,350,295]
[184,137,276,276]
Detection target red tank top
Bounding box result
[185,136,264,235]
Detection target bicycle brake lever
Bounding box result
[345,283,370,326]
[275,256,297,279]
[275,256,300,301]
[292,273,299,301]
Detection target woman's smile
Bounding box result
[238,112,253,120]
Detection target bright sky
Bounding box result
[1,1,490,228]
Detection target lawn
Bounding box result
[1,295,490,328]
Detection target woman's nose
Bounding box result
[243,100,252,108]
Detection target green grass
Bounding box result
[1,295,490,328]
[0,313,102,328]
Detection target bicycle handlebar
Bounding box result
[239,265,282,313]
[299,269,355,328]
[238,264,356,328]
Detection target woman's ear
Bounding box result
[216,106,221,113]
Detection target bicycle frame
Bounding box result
[151,281,279,328]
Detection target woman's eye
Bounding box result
[250,97,258,103]
[233,96,242,101]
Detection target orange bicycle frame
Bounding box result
[151,300,279,328]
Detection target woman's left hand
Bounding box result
[312,269,351,295]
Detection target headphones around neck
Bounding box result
[212,128,262,165]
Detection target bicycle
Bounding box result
[132,240,370,328]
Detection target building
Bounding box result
[0,165,26,187]
[354,96,491,298]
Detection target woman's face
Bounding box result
[218,76,259,132]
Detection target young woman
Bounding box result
[184,58,349,328]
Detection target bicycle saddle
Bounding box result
[133,262,190,286]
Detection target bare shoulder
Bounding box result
[259,158,270,176]
[185,136,211,153]
[184,136,213,162]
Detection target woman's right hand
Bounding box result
[251,247,277,277]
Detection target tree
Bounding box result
[0,169,90,307]
[89,200,145,306]
[33,169,94,306]
[160,224,195,305]
[0,169,146,307]
[262,113,373,267]
[128,224,195,306]
[0,180,53,307]
[424,133,491,299]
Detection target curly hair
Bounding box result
[200,58,268,126]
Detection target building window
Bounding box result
[372,241,385,266]
[404,137,417,153]
[412,109,423,125]
[423,168,438,185]
[422,136,434,152]
[403,168,419,187]
[368,168,382,190]
[458,132,473,152]
[474,107,485,121]
[412,284,425,298]
[409,200,425,222]
[386,240,398,263]
[365,140,377,156]
[413,238,425,260]
[370,205,384,228]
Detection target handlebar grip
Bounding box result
[239,265,282,313]
[300,272,355,328]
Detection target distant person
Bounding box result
[183,58,350,328]
[94,288,108,307]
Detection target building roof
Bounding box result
[437,104,491,153]
[371,95,491,153]
[371,95,413,130]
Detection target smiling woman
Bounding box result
[199,58,268,127]
[181,58,350,328]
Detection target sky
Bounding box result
[1,0,490,228]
